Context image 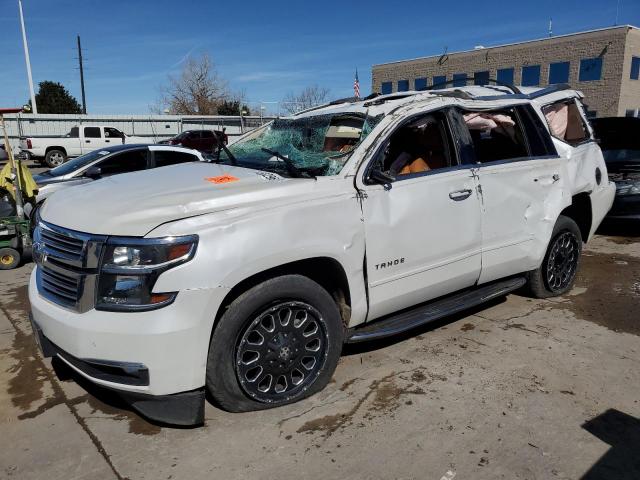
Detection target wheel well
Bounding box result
[45,146,66,156]
[215,257,352,329]
[560,193,592,242]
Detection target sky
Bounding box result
[1,0,639,115]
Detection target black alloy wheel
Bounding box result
[206,274,343,412]
[544,231,580,293]
[235,301,328,403]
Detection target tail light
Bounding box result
[27,139,32,149]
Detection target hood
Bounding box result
[39,162,327,236]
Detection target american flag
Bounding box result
[354,69,360,98]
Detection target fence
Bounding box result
[1,113,275,152]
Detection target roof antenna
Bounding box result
[548,18,553,37]
[615,0,622,26]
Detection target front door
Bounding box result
[357,109,483,320]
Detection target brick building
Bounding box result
[372,25,640,118]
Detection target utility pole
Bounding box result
[77,35,87,114]
[17,0,37,114]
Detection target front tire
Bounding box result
[526,215,582,298]
[206,275,344,412]
[0,248,20,270]
[45,149,66,168]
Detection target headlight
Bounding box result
[97,235,197,311]
[616,180,640,196]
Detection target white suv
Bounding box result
[29,83,615,425]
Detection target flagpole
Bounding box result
[18,0,37,114]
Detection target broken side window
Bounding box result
[542,100,591,146]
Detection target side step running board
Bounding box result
[346,277,526,343]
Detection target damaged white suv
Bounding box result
[29,83,614,425]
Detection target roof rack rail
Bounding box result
[468,83,574,101]
[424,77,522,94]
[363,92,424,107]
[292,93,379,116]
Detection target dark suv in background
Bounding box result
[161,129,228,152]
[592,117,640,221]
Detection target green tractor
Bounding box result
[0,216,31,270]
[0,107,36,270]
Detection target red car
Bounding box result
[161,129,228,152]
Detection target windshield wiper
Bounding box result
[213,141,238,165]
[261,148,316,179]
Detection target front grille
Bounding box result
[39,265,81,307]
[39,227,84,262]
[34,221,107,312]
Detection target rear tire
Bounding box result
[0,248,20,270]
[206,275,344,412]
[526,215,582,298]
[45,149,66,168]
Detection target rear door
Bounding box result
[357,107,483,320]
[151,149,200,168]
[65,127,82,156]
[81,127,108,153]
[456,104,565,284]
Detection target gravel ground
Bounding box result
[0,206,638,479]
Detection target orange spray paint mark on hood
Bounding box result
[205,175,239,184]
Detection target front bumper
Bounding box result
[29,268,230,425]
[30,315,204,425]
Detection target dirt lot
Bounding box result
[0,232,638,480]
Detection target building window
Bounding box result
[521,65,541,86]
[432,75,447,89]
[381,82,392,95]
[631,57,640,80]
[414,77,427,90]
[549,61,570,84]
[397,80,409,92]
[579,57,603,82]
[474,71,490,85]
[496,68,514,85]
[453,73,467,87]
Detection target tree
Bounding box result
[156,53,231,115]
[281,85,330,115]
[30,81,82,114]
[217,100,251,116]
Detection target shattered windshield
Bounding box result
[218,113,382,177]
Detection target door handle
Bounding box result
[449,189,473,201]
[85,140,90,143]
[105,139,110,143]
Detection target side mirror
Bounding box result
[85,166,102,179]
[369,169,394,190]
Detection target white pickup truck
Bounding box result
[29,83,615,426]
[20,125,148,167]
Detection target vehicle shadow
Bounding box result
[580,409,640,479]
[342,296,506,356]
[596,220,640,238]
